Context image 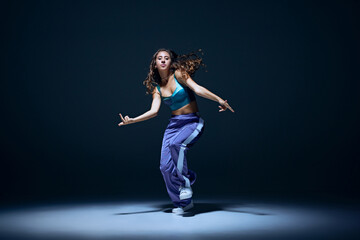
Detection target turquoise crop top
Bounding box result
[156,74,196,111]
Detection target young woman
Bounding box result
[118,48,234,215]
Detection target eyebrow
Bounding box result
[158,56,169,58]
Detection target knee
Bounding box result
[160,161,170,173]
[159,163,165,172]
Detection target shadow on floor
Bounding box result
[114,201,271,217]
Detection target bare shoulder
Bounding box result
[174,69,202,93]
[174,69,189,85]
[152,86,161,98]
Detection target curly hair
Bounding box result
[142,48,207,95]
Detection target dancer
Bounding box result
[118,48,234,215]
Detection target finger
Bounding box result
[119,113,125,122]
[225,103,233,111]
[227,105,235,112]
[224,101,235,112]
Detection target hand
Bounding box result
[118,113,134,126]
[218,99,235,113]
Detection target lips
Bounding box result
[161,64,166,67]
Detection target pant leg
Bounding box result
[160,117,205,207]
[159,128,182,206]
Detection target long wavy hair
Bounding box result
[143,48,207,95]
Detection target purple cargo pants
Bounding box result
[159,112,205,207]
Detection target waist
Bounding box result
[170,100,199,115]
[170,111,201,119]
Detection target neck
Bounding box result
[158,69,171,83]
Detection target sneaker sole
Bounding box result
[172,201,194,215]
[172,209,184,214]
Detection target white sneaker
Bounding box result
[179,186,193,200]
[172,200,194,215]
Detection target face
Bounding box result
[155,51,171,71]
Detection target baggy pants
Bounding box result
[159,112,205,207]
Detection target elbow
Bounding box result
[150,110,158,117]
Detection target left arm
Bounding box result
[175,70,235,112]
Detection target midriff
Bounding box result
[171,100,199,115]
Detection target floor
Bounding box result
[0,197,359,240]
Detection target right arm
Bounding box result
[118,88,161,126]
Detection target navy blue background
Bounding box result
[1,0,359,204]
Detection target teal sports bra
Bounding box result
[156,74,196,111]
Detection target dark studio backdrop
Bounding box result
[1,0,359,205]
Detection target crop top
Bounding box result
[156,74,196,111]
